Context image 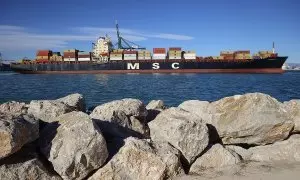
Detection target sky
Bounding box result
[1,0,299,62]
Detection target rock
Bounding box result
[0,101,27,116]
[0,144,61,180]
[225,145,252,160]
[183,93,293,145]
[248,134,300,163]
[39,111,108,180]
[90,98,149,138]
[175,161,300,180]
[56,93,86,112]
[148,107,209,164]
[88,137,184,180]
[28,93,86,123]
[0,113,39,159]
[28,100,73,123]
[283,100,300,132]
[146,100,165,110]
[189,144,241,175]
[178,100,212,124]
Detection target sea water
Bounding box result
[0,71,300,108]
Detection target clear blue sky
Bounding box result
[1,0,299,62]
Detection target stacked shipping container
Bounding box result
[183,50,196,60]
[234,50,251,60]
[168,47,182,60]
[152,48,166,60]
[138,50,151,60]
[78,51,91,61]
[110,50,123,61]
[220,51,234,60]
[36,50,52,63]
[123,51,137,60]
[50,52,63,62]
[64,49,79,62]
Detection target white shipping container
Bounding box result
[169,56,182,59]
[184,53,196,56]
[153,53,166,56]
[64,58,77,62]
[110,57,123,61]
[78,58,91,61]
[152,56,166,60]
[184,56,196,59]
[124,54,137,57]
[124,57,137,60]
[138,56,152,60]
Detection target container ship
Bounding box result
[10,22,287,74]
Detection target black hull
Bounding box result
[0,63,11,71]
[10,57,287,74]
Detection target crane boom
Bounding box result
[115,20,122,49]
[114,21,146,50]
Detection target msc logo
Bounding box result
[127,63,180,70]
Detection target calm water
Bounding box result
[0,71,300,108]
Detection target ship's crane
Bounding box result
[115,21,146,50]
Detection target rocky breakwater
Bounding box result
[1,92,300,180]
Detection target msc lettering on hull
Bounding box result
[126,63,180,70]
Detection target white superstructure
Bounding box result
[92,35,113,61]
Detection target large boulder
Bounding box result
[146,100,165,123]
[90,98,149,138]
[225,145,252,161]
[0,113,38,159]
[189,144,241,175]
[148,107,209,164]
[88,137,184,180]
[248,134,300,163]
[0,101,27,116]
[56,93,85,112]
[39,111,108,180]
[146,100,165,110]
[0,144,61,180]
[178,100,212,124]
[28,93,86,123]
[283,100,300,132]
[181,93,294,145]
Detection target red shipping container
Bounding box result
[37,53,50,56]
[64,53,78,57]
[153,48,166,54]
[78,55,91,58]
[169,47,181,51]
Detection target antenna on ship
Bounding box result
[272,42,275,53]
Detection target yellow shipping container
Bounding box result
[36,56,49,59]
[169,52,182,56]
[110,54,122,57]
[138,50,151,54]
[169,50,182,54]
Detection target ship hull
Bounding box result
[11,57,287,74]
[0,63,11,71]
